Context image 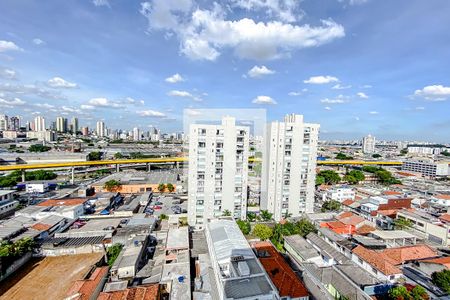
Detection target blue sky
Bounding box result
[0,0,450,142]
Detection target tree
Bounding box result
[160,214,168,220]
[296,218,317,237]
[28,144,51,152]
[114,152,123,159]
[236,220,251,235]
[389,286,411,300]
[247,212,256,222]
[166,183,175,193]
[394,218,412,230]
[318,170,341,184]
[88,151,102,161]
[321,200,341,212]
[157,183,166,193]
[400,149,408,155]
[336,152,353,160]
[344,170,365,185]
[260,210,273,221]
[252,224,273,241]
[104,179,122,192]
[107,244,123,266]
[372,153,382,158]
[432,269,450,294]
[442,150,450,157]
[410,285,429,300]
[222,209,232,216]
[315,175,325,186]
[362,166,381,173]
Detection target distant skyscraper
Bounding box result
[34,116,46,132]
[71,117,79,134]
[261,114,320,221]
[362,134,376,154]
[9,116,20,131]
[188,116,249,229]
[81,127,89,136]
[0,115,8,131]
[96,121,105,137]
[133,127,140,141]
[56,116,68,133]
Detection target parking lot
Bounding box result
[146,194,187,217]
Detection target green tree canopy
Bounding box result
[372,153,382,158]
[166,183,175,192]
[344,170,365,184]
[336,152,353,160]
[222,209,232,216]
[103,179,122,192]
[28,144,51,152]
[252,224,273,241]
[236,220,251,235]
[315,175,325,186]
[107,244,123,267]
[432,269,450,294]
[321,200,341,212]
[157,183,166,192]
[247,212,256,222]
[88,151,102,161]
[260,210,273,221]
[318,170,341,184]
[114,152,123,159]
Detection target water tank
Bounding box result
[237,261,250,276]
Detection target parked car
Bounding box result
[154,201,163,205]
[154,205,162,210]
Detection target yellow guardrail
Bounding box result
[0,157,408,171]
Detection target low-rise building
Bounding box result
[402,160,450,178]
[322,186,356,203]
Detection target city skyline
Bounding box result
[1,1,450,142]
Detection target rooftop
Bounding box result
[381,244,438,265]
[166,227,189,250]
[284,234,320,260]
[352,245,401,276]
[421,256,450,268]
[307,232,350,264]
[92,171,178,186]
[252,241,309,298]
[65,266,109,300]
[370,230,417,240]
[98,284,159,300]
[37,198,88,207]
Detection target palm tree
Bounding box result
[158,183,166,193]
[222,209,232,216]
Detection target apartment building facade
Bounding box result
[261,114,319,221]
[188,117,249,228]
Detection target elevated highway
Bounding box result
[0,157,404,172]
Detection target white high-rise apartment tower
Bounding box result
[34,116,46,132]
[0,115,8,131]
[362,134,376,153]
[56,117,67,133]
[71,117,79,134]
[261,114,320,221]
[96,121,105,137]
[133,127,141,141]
[188,116,249,229]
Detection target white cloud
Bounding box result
[61,106,81,113]
[231,0,304,23]
[288,88,307,96]
[140,2,345,61]
[35,103,55,109]
[0,40,23,52]
[415,106,425,110]
[252,95,277,104]
[0,97,26,107]
[361,84,372,88]
[32,38,45,45]
[168,90,202,101]
[0,67,17,79]
[338,0,369,5]
[247,65,275,78]
[81,104,95,110]
[324,106,331,110]
[93,0,110,7]
[88,97,124,108]
[332,84,351,89]
[357,92,369,99]
[369,111,378,115]
[414,85,450,101]
[184,108,202,116]
[137,110,167,117]
[0,83,65,100]
[126,97,145,105]
[165,73,185,83]
[47,77,77,88]
[320,95,348,104]
[304,75,339,84]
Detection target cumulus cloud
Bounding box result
[32,38,45,45]
[0,40,23,52]
[320,95,348,104]
[81,104,95,110]
[87,97,125,108]
[247,65,275,78]
[126,97,145,105]
[184,108,202,116]
[332,84,351,89]
[231,0,304,23]
[35,103,55,109]
[0,97,26,107]
[304,75,339,84]
[168,90,202,101]
[357,92,369,99]
[140,1,345,61]
[414,85,450,101]
[369,111,378,115]
[0,67,17,80]
[47,77,77,88]
[252,95,277,104]
[415,106,425,110]
[324,106,331,110]
[288,88,307,96]
[93,0,110,7]
[137,110,167,117]
[0,83,65,100]
[165,73,185,83]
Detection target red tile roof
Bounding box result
[37,198,88,207]
[342,199,355,206]
[381,245,438,265]
[377,209,398,218]
[383,191,402,196]
[336,211,353,220]
[31,223,52,231]
[252,241,309,298]
[356,225,376,235]
[97,285,159,300]
[435,194,450,201]
[66,266,109,300]
[439,214,450,223]
[352,245,402,276]
[339,215,365,226]
[421,256,450,269]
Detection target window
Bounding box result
[371,267,378,275]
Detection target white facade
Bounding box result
[71,117,79,133]
[261,114,319,221]
[402,160,449,177]
[322,187,355,203]
[96,121,105,137]
[132,127,140,141]
[188,117,249,228]
[0,114,8,131]
[26,182,50,193]
[407,146,445,155]
[362,134,376,154]
[26,130,57,142]
[56,116,67,133]
[34,116,46,132]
